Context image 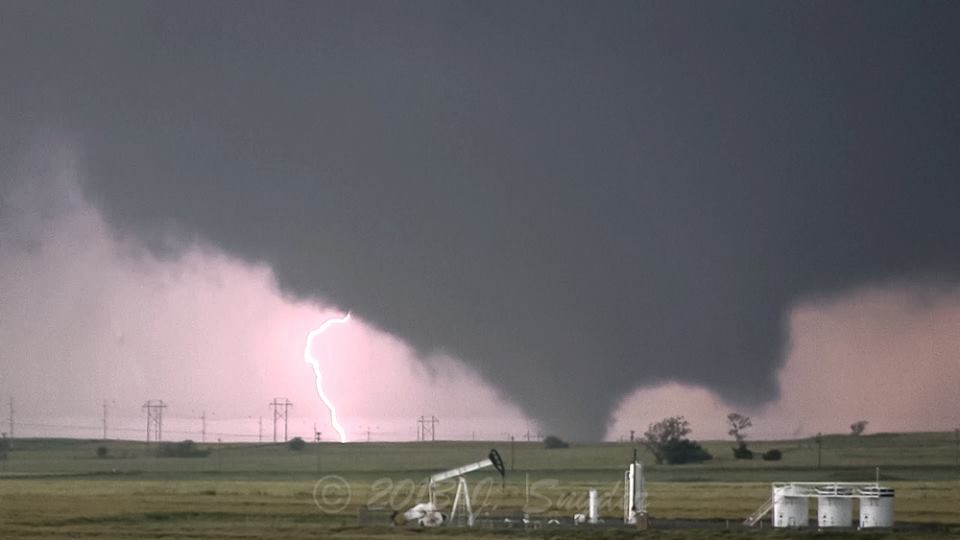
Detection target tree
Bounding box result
[728,412,753,459]
[543,435,569,449]
[850,420,869,436]
[642,416,690,464]
[642,416,712,464]
[727,413,752,443]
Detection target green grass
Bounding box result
[1,432,959,538]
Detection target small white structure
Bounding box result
[403,502,444,527]
[623,461,647,525]
[588,489,599,524]
[858,486,895,528]
[772,485,809,528]
[816,485,854,528]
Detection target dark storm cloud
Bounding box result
[3,1,960,438]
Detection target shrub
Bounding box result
[662,439,713,464]
[732,443,753,460]
[288,437,307,451]
[96,446,109,458]
[762,449,782,461]
[158,440,210,458]
[543,435,569,449]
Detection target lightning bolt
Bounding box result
[304,312,351,443]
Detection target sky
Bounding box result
[1,2,959,442]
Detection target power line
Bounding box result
[11,420,262,439]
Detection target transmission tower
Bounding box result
[269,398,293,442]
[417,415,438,442]
[142,400,167,444]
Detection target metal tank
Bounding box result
[772,485,809,528]
[858,486,894,528]
[817,485,854,528]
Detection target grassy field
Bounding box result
[0,432,958,538]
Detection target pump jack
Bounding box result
[398,449,505,527]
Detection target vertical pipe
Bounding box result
[525,472,530,511]
[588,489,598,524]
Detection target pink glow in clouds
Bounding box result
[608,284,960,440]
[0,154,537,441]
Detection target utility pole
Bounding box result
[630,430,635,443]
[201,411,207,443]
[815,432,823,469]
[429,415,438,441]
[269,398,292,442]
[102,400,108,440]
[142,400,167,447]
[8,397,13,449]
[510,435,516,472]
[366,427,371,442]
[954,428,959,469]
[258,416,263,442]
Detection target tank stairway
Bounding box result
[743,493,779,527]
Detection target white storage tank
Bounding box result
[817,486,854,528]
[773,485,809,528]
[858,486,895,528]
